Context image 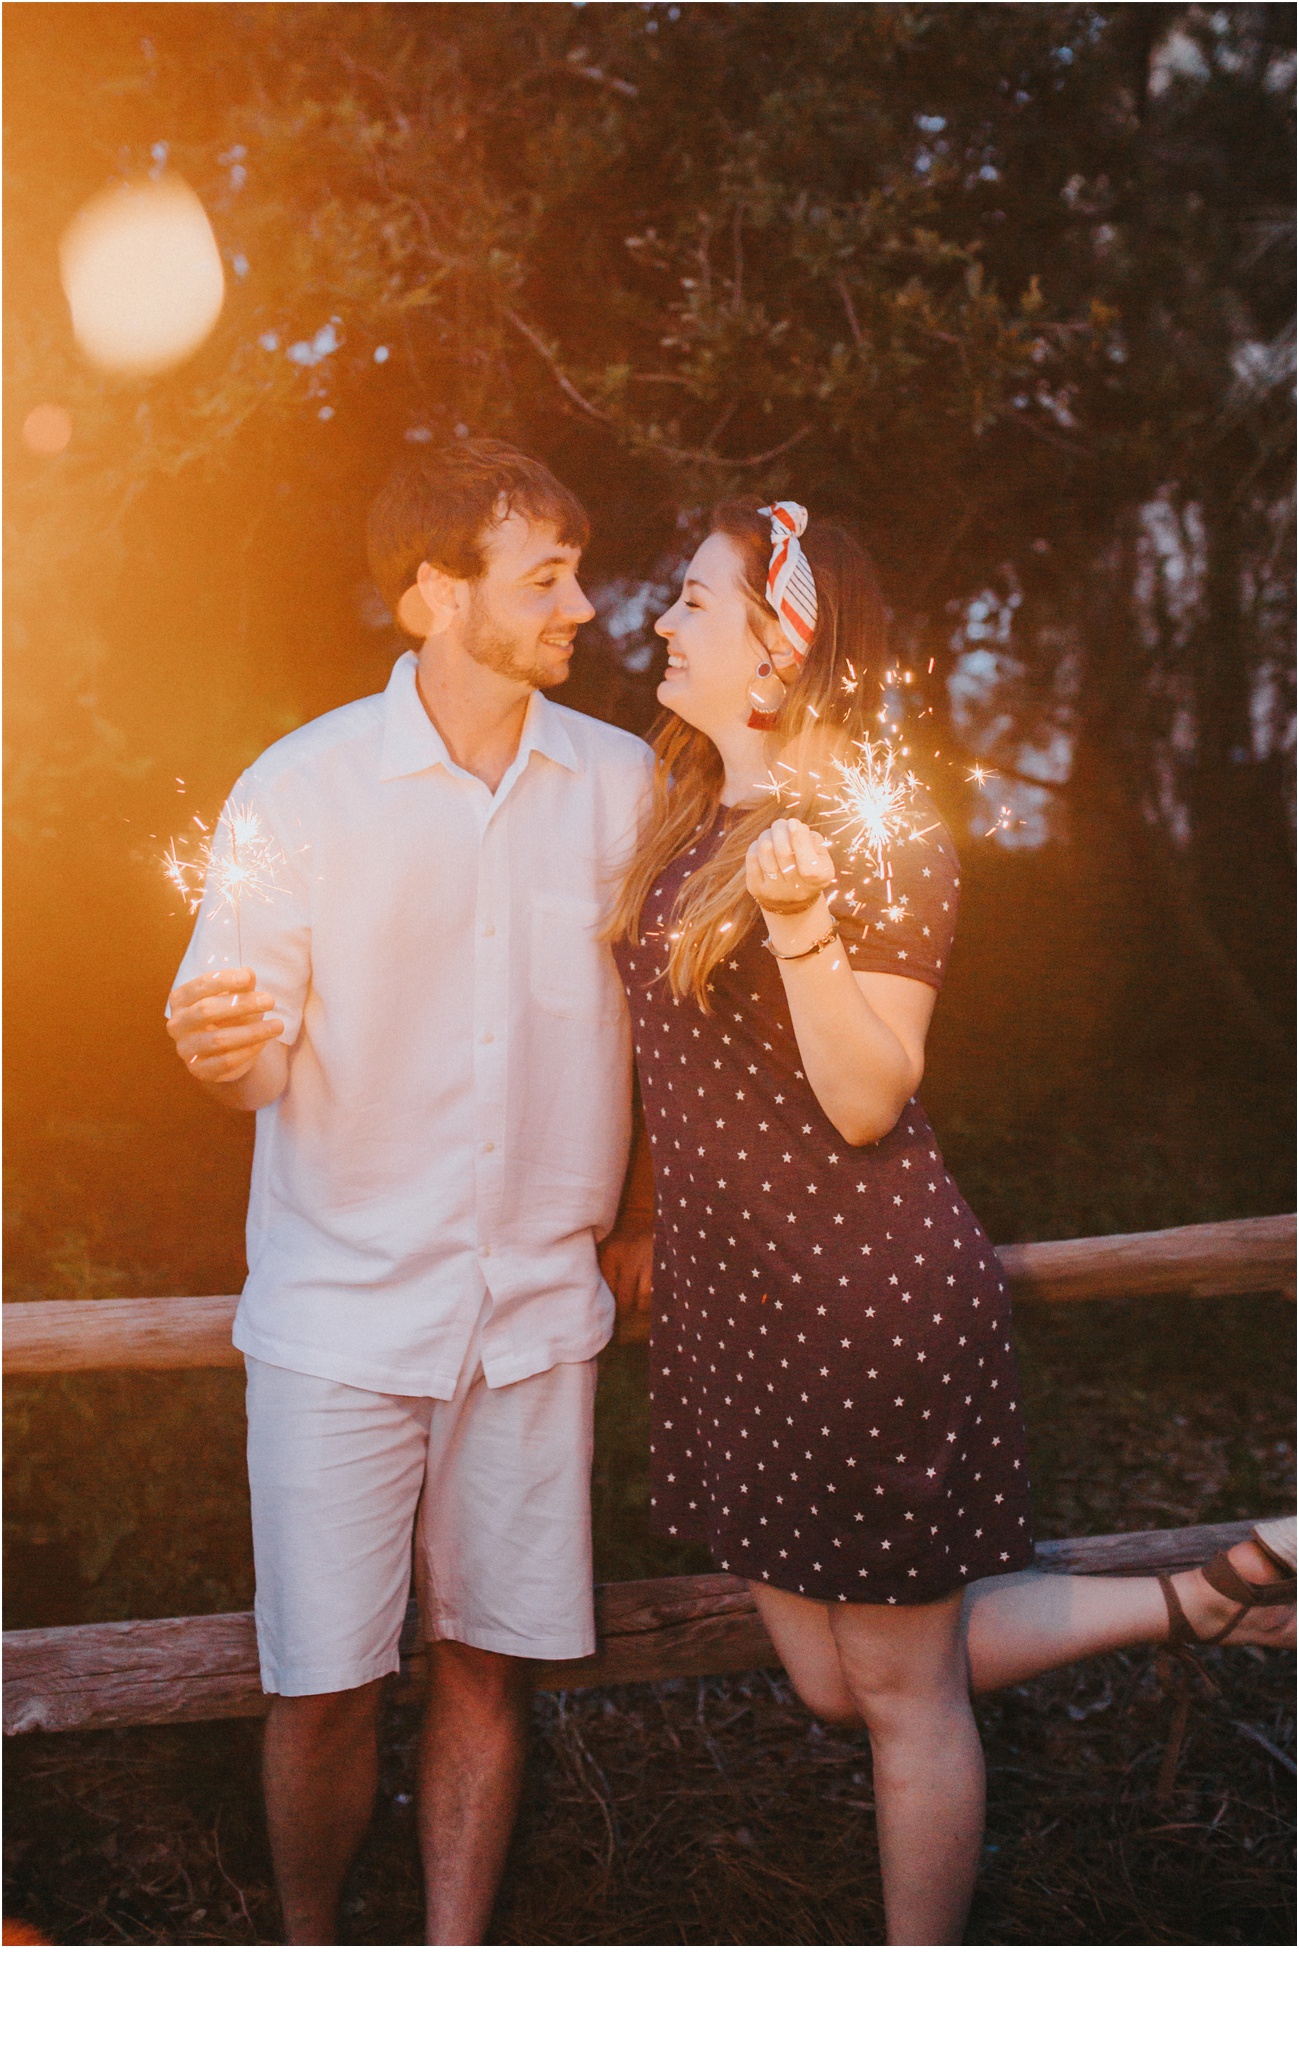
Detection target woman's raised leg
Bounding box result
[962,1533,1295,1694]
[748,1581,862,1725]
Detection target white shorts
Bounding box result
[244,1353,598,1696]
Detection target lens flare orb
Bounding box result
[22,404,73,455]
[60,176,225,376]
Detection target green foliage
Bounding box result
[5,5,1293,1017]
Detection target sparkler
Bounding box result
[964,764,1024,836]
[774,667,1025,934]
[826,735,937,919]
[163,799,285,966]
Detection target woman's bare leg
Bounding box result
[751,1536,1294,1721]
[749,1581,861,1722]
[963,1535,1294,1694]
[829,1590,984,1944]
[746,1541,1292,1944]
[750,1582,983,1944]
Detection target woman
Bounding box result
[602,498,1295,1946]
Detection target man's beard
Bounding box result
[462,587,559,689]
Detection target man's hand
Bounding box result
[599,1225,654,1317]
[167,968,284,1094]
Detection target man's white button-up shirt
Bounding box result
[174,653,653,1397]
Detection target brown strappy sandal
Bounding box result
[1159,1517,1297,1647]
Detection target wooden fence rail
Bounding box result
[4,1215,1295,1375]
[2,1522,1262,1737]
[4,1215,1292,1739]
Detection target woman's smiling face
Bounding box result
[654,531,766,741]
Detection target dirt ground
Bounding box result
[5,1638,1294,1946]
[5,1291,1296,1947]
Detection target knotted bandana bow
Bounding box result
[759,501,818,662]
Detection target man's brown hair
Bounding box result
[366,437,591,616]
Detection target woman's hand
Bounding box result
[599,1225,654,1316]
[743,815,934,1147]
[745,816,837,917]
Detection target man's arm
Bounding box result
[598,1090,655,1316]
[167,968,288,1111]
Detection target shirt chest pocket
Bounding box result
[530,891,612,1022]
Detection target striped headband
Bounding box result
[759,500,818,662]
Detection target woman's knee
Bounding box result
[833,1635,971,1732]
[787,1671,863,1728]
[844,1668,974,1745]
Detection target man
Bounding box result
[167,440,654,1944]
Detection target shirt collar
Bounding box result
[378,651,579,783]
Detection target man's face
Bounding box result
[459,512,595,690]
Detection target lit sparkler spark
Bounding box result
[163,799,285,965]
[966,763,989,789]
[827,737,934,913]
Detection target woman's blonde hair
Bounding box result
[607,497,889,1008]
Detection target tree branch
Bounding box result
[504,310,614,424]
[504,312,815,472]
[655,423,814,469]
[837,275,863,347]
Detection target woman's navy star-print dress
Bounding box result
[614,804,1034,1606]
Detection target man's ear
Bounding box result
[400,560,461,641]
[396,581,433,638]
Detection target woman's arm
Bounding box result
[598,1090,656,1313]
[745,817,936,1147]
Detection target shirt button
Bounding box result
[482,923,496,937]
[481,1244,491,1258]
[481,1031,494,1044]
[482,1141,495,1153]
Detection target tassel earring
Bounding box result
[747,659,786,731]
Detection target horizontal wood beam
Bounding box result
[4,1294,244,1376]
[1,1520,1261,1736]
[994,1213,1296,1305]
[3,1217,1293,1376]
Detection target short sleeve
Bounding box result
[819,797,960,991]
[169,767,313,1046]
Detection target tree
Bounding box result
[5,4,1293,1041]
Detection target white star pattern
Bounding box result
[621,809,1030,1603]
